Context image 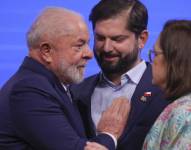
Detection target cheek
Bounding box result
[152,61,167,88]
[93,45,101,57]
[152,65,158,83]
[59,49,81,64]
[94,41,103,52]
[70,53,84,65]
[51,53,63,71]
[117,40,137,53]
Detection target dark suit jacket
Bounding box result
[0,57,115,150]
[70,63,170,150]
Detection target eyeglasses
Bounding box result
[148,49,163,63]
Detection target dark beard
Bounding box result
[94,46,139,75]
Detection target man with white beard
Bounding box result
[0,7,130,150]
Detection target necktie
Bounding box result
[66,86,73,103]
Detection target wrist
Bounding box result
[99,132,117,148]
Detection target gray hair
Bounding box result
[26,7,83,49]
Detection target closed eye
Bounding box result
[95,34,105,41]
[74,39,89,51]
[111,35,129,42]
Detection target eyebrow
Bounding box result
[111,35,129,40]
[76,38,90,44]
[95,33,129,39]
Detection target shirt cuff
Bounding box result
[101,132,117,148]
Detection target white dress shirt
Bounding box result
[91,61,147,127]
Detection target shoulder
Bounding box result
[15,72,51,88]
[10,70,57,98]
[70,74,99,103]
[151,95,191,149]
[70,74,99,91]
[143,96,191,150]
[168,95,191,123]
[155,95,191,136]
[81,74,100,85]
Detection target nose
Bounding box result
[103,39,113,52]
[82,44,93,60]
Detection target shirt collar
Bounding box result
[126,60,146,84]
[99,60,146,87]
[61,83,68,92]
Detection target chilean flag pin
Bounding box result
[140,92,152,102]
[144,92,152,97]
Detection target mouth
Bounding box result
[77,64,86,70]
[102,55,119,62]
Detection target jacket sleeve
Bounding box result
[10,81,115,150]
[9,78,87,150]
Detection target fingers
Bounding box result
[97,97,131,139]
[109,97,122,113]
[116,97,131,118]
[108,97,130,117]
[84,142,108,150]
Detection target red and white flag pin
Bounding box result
[140,92,152,102]
[144,92,152,97]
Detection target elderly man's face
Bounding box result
[50,21,93,84]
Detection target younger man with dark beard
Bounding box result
[71,0,170,149]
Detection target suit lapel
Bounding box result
[54,82,86,137]
[71,74,100,138]
[120,63,154,139]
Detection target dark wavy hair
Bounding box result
[89,0,148,37]
[159,20,191,100]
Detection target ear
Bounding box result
[39,42,53,63]
[138,30,149,49]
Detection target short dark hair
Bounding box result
[89,0,148,36]
[160,20,191,100]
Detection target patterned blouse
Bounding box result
[142,93,191,150]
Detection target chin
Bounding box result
[152,78,159,86]
[152,78,166,91]
[72,74,84,84]
[152,78,155,85]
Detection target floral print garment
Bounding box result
[143,93,191,150]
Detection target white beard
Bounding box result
[59,60,84,84]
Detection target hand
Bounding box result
[84,142,108,150]
[97,97,130,139]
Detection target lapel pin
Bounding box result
[144,91,152,96]
[140,92,152,102]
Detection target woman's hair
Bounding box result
[160,20,191,100]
